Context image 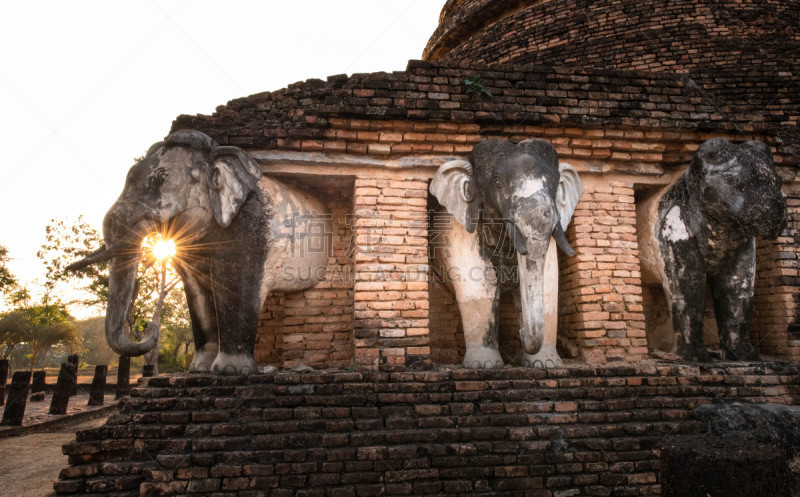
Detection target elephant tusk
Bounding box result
[552,223,576,258]
[65,242,135,272]
[65,244,116,272]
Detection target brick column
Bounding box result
[352,178,430,371]
[752,190,800,361]
[559,179,648,363]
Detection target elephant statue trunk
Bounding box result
[104,210,160,356]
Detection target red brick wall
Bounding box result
[427,279,464,364]
[352,178,431,371]
[752,191,800,361]
[559,179,648,363]
[255,192,355,369]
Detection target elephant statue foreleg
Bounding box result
[440,214,504,369]
[709,239,759,361]
[174,258,219,372]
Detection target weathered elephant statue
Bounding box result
[68,130,330,374]
[430,139,582,368]
[638,138,787,361]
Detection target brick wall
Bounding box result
[559,178,648,364]
[352,178,431,371]
[427,279,464,364]
[427,0,800,76]
[255,191,355,369]
[54,364,800,496]
[752,191,800,361]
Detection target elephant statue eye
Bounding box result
[723,174,738,186]
[149,169,168,189]
[493,176,502,187]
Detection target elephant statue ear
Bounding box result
[209,146,263,228]
[430,159,478,233]
[557,163,583,230]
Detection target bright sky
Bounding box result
[0,1,442,311]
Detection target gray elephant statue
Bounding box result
[638,138,787,361]
[67,130,330,374]
[430,138,582,368]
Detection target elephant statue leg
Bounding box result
[520,240,563,368]
[459,285,502,369]
[709,239,759,361]
[207,218,267,375]
[442,216,504,369]
[174,258,219,373]
[661,241,711,362]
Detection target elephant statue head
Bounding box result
[68,130,262,357]
[689,138,786,239]
[430,138,582,356]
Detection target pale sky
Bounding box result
[0,1,442,312]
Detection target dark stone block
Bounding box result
[88,365,107,406]
[50,362,78,415]
[67,354,79,396]
[660,435,789,497]
[29,370,46,402]
[116,356,130,399]
[142,365,155,378]
[1,371,31,426]
[0,359,8,406]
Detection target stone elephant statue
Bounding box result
[430,138,582,368]
[67,130,330,374]
[638,138,787,361]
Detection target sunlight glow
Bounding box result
[143,233,177,262]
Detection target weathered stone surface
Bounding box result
[660,435,789,497]
[639,138,787,362]
[116,356,130,399]
[29,370,46,402]
[49,362,77,415]
[0,371,31,426]
[52,364,799,496]
[0,359,8,406]
[88,365,107,406]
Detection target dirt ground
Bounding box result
[0,416,107,497]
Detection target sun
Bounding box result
[143,233,177,262]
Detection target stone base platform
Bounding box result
[53,361,800,496]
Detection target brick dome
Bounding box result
[423,0,800,73]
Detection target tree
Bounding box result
[77,316,115,366]
[37,216,108,309]
[0,304,82,371]
[0,244,18,294]
[26,307,82,371]
[0,309,31,360]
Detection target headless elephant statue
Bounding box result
[638,138,787,361]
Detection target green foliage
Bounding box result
[0,303,82,371]
[0,244,18,294]
[465,75,493,98]
[0,309,32,359]
[37,216,108,309]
